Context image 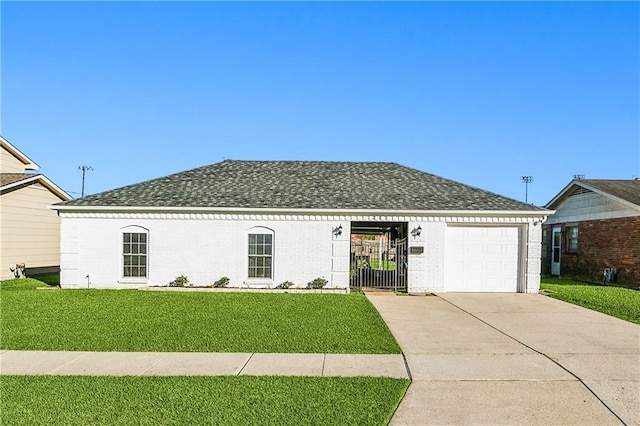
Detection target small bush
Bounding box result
[214,277,230,288]
[307,277,328,289]
[171,275,189,287]
[275,281,295,289]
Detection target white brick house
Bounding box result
[52,161,550,293]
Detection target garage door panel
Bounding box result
[485,246,499,255]
[445,226,520,292]
[486,261,503,272]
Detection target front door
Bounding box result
[551,227,561,276]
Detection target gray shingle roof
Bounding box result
[56,160,541,211]
[580,179,640,207]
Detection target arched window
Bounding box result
[121,226,148,278]
[247,227,274,279]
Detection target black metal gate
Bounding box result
[350,237,408,292]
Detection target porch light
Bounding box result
[332,224,343,237]
[411,225,422,237]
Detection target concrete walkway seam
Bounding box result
[140,354,167,376]
[48,352,88,375]
[437,295,628,426]
[401,352,412,381]
[237,352,254,376]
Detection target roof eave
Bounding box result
[2,174,72,201]
[0,136,40,170]
[50,204,552,217]
[546,180,640,211]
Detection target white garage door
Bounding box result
[444,226,520,292]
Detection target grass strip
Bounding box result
[1,375,409,425]
[0,278,401,353]
[540,278,640,324]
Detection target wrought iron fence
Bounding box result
[350,237,407,292]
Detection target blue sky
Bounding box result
[2,2,638,206]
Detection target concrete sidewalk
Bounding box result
[0,350,409,378]
[367,293,640,426]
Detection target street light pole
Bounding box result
[521,176,533,203]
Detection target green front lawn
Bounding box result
[1,375,410,425]
[0,278,401,353]
[352,259,397,271]
[540,278,640,325]
[31,273,60,286]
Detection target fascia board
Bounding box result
[2,174,71,201]
[0,136,40,170]
[546,180,640,212]
[545,180,577,209]
[1,175,41,192]
[50,204,552,218]
[577,182,640,211]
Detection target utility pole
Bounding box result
[521,176,533,204]
[78,165,93,197]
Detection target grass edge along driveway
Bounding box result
[0,278,401,353]
[540,277,640,325]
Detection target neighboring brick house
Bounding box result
[543,179,640,287]
[52,160,550,293]
[0,136,71,279]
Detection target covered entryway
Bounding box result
[444,226,521,292]
[350,222,408,292]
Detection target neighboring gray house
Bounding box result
[543,179,640,287]
[52,160,550,293]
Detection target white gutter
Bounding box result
[49,204,552,217]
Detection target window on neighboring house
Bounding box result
[123,232,147,278]
[541,229,549,258]
[566,226,579,253]
[248,233,272,278]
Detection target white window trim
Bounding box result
[246,226,274,283]
[566,225,579,253]
[120,225,149,283]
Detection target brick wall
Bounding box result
[60,212,543,292]
[543,217,640,287]
[60,214,345,289]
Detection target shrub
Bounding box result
[171,275,189,287]
[275,281,295,289]
[307,277,328,289]
[214,277,230,288]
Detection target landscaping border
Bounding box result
[142,286,350,294]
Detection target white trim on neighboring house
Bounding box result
[1,174,71,201]
[0,135,40,170]
[546,179,640,212]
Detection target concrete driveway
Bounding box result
[366,293,640,426]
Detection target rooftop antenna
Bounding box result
[573,174,585,180]
[521,176,533,203]
[78,165,93,197]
